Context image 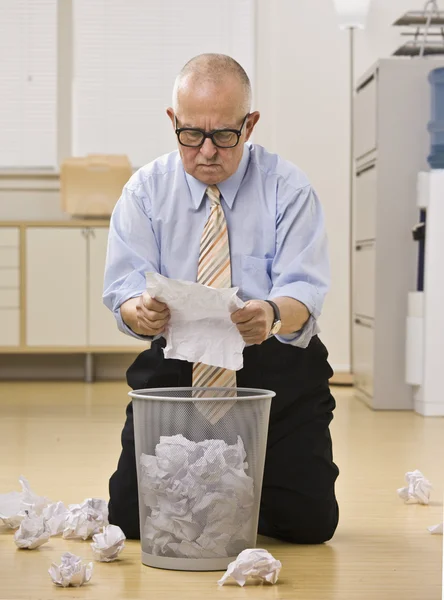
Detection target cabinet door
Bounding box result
[88,228,147,348]
[0,227,20,346]
[354,72,377,160]
[355,164,377,242]
[26,228,87,346]
[353,316,374,399]
[354,241,376,319]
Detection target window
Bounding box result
[0,0,57,168]
[72,0,255,167]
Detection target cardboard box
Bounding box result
[60,154,132,217]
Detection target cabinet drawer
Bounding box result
[0,289,19,308]
[355,164,377,241]
[0,228,19,247]
[0,268,20,288]
[0,247,19,268]
[354,241,375,319]
[0,308,20,346]
[354,74,377,159]
[353,316,374,398]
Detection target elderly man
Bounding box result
[103,53,339,544]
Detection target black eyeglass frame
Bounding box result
[174,113,250,148]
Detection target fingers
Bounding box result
[137,312,169,331]
[141,292,168,313]
[243,332,267,345]
[236,321,256,334]
[135,294,170,335]
[231,307,255,325]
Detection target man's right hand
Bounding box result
[120,292,170,336]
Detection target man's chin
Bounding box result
[194,167,226,185]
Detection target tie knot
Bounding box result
[206,185,220,206]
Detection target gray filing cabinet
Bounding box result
[352,57,444,409]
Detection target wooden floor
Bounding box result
[0,381,443,600]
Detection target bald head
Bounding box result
[167,53,260,185]
[172,53,252,114]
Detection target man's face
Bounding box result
[167,76,260,185]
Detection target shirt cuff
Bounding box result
[268,282,321,348]
[114,307,154,343]
[274,314,320,348]
[269,281,320,318]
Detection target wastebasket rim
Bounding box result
[128,386,276,402]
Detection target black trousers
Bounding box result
[108,335,340,544]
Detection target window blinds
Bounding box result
[72,0,255,168]
[0,0,57,168]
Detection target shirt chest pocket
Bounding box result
[240,255,273,301]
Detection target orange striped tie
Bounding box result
[192,185,237,423]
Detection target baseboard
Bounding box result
[414,399,444,417]
[329,366,352,386]
[0,353,136,381]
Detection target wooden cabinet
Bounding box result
[26,228,88,346]
[0,227,20,346]
[0,222,148,353]
[5,222,147,351]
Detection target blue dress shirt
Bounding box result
[103,142,330,348]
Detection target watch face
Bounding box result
[271,320,282,335]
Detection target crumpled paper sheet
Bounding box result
[428,523,443,535]
[0,477,51,529]
[43,501,69,536]
[218,548,282,586]
[14,511,51,549]
[91,525,126,562]
[0,491,22,529]
[145,272,245,370]
[397,470,432,504]
[63,498,109,540]
[48,552,93,587]
[140,434,254,558]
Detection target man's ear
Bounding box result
[166,107,175,126]
[245,111,260,141]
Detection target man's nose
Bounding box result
[200,137,217,159]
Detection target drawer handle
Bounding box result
[354,317,373,328]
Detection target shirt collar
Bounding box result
[184,143,250,210]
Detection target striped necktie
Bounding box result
[192,185,237,423]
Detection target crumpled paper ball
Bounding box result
[397,470,432,504]
[48,552,93,587]
[0,491,22,529]
[140,434,255,558]
[218,548,282,586]
[91,525,126,562]
[428,523,443,535]
[43,501,69,536]
[14,511,51,549]
[0,477,51,529]
[63,498,109,540]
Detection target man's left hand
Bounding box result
[231,300,274,345]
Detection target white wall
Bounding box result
[355,0,430,78]
[254,0,432,373]
[255,0,351,372]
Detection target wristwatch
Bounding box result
[265,300,282,336]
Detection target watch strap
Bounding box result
[265,299,281,324]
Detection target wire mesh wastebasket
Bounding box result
[129,387,275,571]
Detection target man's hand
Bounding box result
[231,300,274,345]
[120,292,170,336]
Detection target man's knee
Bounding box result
[259,494,339,544]
[108,470,140,540]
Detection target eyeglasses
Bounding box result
[174,113,249,148]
